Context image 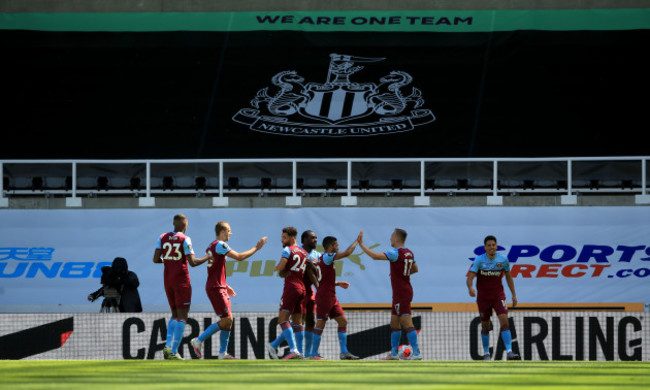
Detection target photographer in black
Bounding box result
[88,257,142,313]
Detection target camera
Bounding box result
[88,257,142,313]
[87,259,127,312]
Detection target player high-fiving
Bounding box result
[190,221,267,360]
[309,233,361,360]
[359,229,422,360]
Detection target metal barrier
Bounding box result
[1,157,649,207]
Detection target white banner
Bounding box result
[1,207,649,311]
[0,312,647,361]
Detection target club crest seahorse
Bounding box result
[369,71,424,116]
[250,71,309,116]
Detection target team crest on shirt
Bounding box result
[496,263,502,268]
[232,53,435,137]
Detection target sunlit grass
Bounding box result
[0,360,648,390]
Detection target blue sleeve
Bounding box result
[322,253,336,265]
[216,241,231,256]
[281,246,291,259]
[470,257,481,273]
[155,236,162,250]
[184,237,195,255]
[385,248,399,263]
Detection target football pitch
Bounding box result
[1,361,648,390]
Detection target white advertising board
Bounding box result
[1,207,649,312]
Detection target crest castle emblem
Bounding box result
[232,54,435,136]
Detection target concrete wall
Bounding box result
[2,194,644,209]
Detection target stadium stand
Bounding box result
[1,0,649,365]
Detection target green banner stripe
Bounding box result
[2,9,650,32]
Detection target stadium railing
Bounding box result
[1,157,649,207]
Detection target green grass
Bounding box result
[0,361,649,390]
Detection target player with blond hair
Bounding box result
[190,221,267,360]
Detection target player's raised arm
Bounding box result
[358,230,388,260]
[227,236,268,262]
[333,234,360,261]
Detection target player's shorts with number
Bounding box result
[392,287,413,316]
[316,296,345,321]
[477,292,508,319]
[206,286,231,317]
[280,286,306,314]
[165,282,192,311]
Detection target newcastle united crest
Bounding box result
[232,53,435,136]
